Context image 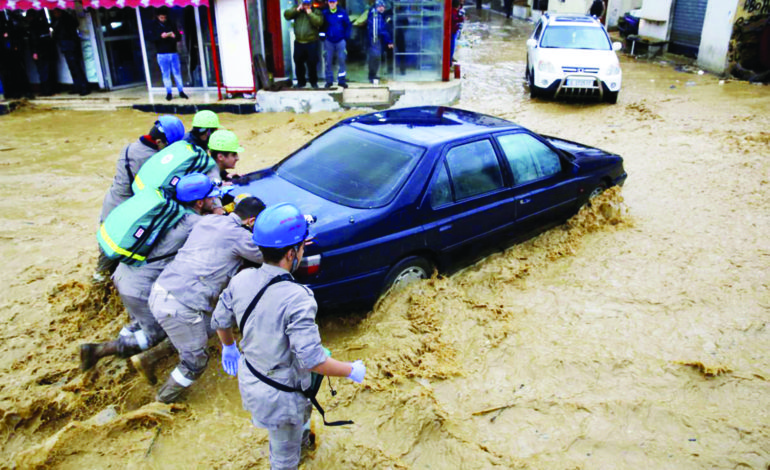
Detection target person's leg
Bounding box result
[157,53,173,95]
[336,40,347,87]
[324,39,334,87]
[307,41,319,88]
[268,422,305,470]
[69,46,89,94]
[450,32,457,63]
[170,53,186,95]
[151,288,210,403]
[368,42,382,82]
[294,42,307,87]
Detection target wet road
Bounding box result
[1,9,769,470]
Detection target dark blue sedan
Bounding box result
[235,106,626,308]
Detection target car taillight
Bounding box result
[297,254,321,277]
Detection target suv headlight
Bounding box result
[606,64,621,76]
[537,60,557,74]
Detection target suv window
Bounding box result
[445,140,503,200]
[541,25,611,50]
[497,133,562,185]
[534,21,543,40]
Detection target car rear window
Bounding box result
[541,25,611,50]
[275,125,425,209]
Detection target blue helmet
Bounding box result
[252,203,311,248]
[156,115,185,145]
[175,173,221,202]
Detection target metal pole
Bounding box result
[255,0,266,64]
[243,0,257,92]
[442,0,451,81]
[194,7,208,88]
[136,7,152,94]
[206,3,223,100]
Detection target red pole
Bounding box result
[207,4,223,100]
[442,0,452,81]
[242,0,257,93]
[266,0,284,77]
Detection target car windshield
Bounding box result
[275,125,425,209]
[541,25,611,50]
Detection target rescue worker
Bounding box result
[322,0,352,89]
[94,115,185,281]
[212,203,366,470]
[208,129,243,184]
[80,173,220,372]
[149,196,266,403]
[183,109,220,152]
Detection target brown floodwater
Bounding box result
[1,9,769,470]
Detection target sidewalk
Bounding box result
[1,78,462,115]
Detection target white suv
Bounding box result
[526,14,623,103]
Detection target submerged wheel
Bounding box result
[380,256,434,296]
[588,182,608,203]
[604,90,619,104]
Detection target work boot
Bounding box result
[179,91,189,99]
[130,339,175,385]
[339,81,348,89]
[155,375,188,404]
[80,341,119,371]
[166,92,172,101]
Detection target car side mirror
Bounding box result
[612,41,622,51]
[526,38,537,48]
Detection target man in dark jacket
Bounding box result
[366,0,393,84]
[284,0,324,89]
[51,10,90,96]
[322,0,351,88]
[151,7,188,101]
[589,0,605,18]
[29,10,57,96]
[0,11,33,99]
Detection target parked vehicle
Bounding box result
[617,9,641,38]
[236,106,627,308]
[526,13,623,103]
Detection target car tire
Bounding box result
[588,182,608,202]
[604,90,619,104]
[380,256,434,297]
[529,70,542,98]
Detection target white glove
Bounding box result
[347,360,366,383]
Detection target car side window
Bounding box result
[445,140,504,201]
[498,133,562,185]
[430,162,453,208]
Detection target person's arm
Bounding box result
[212,284,241,376]
[308,9,324,29]
[233,229,263,264]
[343,11,352,39]
[311,357,352,377]
[352,8,368,27]
[217,327,236,346]
[284,7,300,20]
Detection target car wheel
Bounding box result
[604,90,619,104]
[529,70,542,98]
[588,182,608,201]
[380,256,434,296]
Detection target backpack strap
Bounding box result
[239,274,354,427]
[123,145,134,197]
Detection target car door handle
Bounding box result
[439,224,452,232]
[520,198,531,204]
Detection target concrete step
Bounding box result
[342,87,391,106]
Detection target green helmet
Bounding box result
[209,129,244,153]
[191,110,220,129]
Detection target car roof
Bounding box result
[544,14,603,27]
[341,106,521,147]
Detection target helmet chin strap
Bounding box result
[290,244,302,273]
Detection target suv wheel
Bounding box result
[528,70,543,98]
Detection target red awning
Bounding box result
[0,0,208,10]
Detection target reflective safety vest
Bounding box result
[97,189,191,266]
[131,141,216,195]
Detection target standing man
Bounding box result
[450,0,465,63]
[51,10,90,96]
[366,0,393,84]
[284,0,323,89]
[151,7,188,101]
[149,197,266,403]
[94,115,185,281]
[29,10,57,96]
[212,203,366,470]
[589,0,605,19]
[183,110,220,152]
[80,173,219,373]
[322,0,351,89]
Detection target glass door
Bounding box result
[95,8,146,88]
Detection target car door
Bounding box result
[421,138,515,260]
[495,131,580,232]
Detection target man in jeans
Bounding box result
[322,0,351,89]
[151,7,188,101]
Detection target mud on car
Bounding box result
[526,14,623,103]
[234,106,627,309]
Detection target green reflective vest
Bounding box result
[132,141,216,195]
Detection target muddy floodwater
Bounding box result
[1,10,769,470]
